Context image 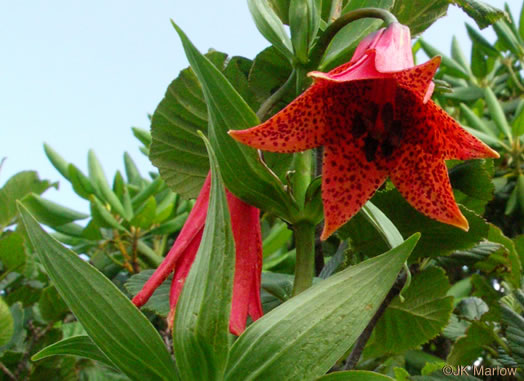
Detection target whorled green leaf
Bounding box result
[173,133,235,381]
[451,0,506,29]
[0,297,13,347]
[317,370,395,380]
[225,234,420,381]
[32,335,114,367]
[0,171,55,228]
[364,267,454,357]
[172,22,298,220]
[125,270,171,317]
[391,0,449,35]
[17,203,177,381]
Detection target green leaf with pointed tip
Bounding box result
[419,40,471,79]
[173,133,235,381]
[317,371,395,381]
[0,171,55,228]
[451,0,506,29]
[43,144,70,180]
[364,267,454,357]
[17,203,177,381]
[172,23,298,220]
[32,335,114,367]
[130,196,156,229]
[247,0,293,60]
[89,196,126,231]
[224,234,420,381]
[88,150,130,220]
[21,193,88,227]
[392,0,449,35]
[484,86,513,141]
[68,164,96,200]
[0,297,13,348]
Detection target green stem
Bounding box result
[308,8,398,70]
[328,0,343,22]
[256,70,297,121]
[292,221,316,296]
[293,151,313,208]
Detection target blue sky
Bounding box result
[1,1,521,213]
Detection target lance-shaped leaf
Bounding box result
[172,22,298,220]
[17,203,177,381]
[247,0,293,60]
[32,336,114,367]
[224,234,420,381]
[173,133,235,381]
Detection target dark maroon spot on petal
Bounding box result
[363,136,379,162]
[351,114,367,138]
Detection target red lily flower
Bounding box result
[229,22,499,240]
[132,173,263,336]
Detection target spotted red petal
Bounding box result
[426,101,500,160]
[228,84,329,153]
[321,139,388,240]
[390,149,469,230]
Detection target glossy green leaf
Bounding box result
[123,152,143,187]
[317,371,395,381]
[125,270,171,317]
[392,0,449,35]
[68,163,97,199]
[88,150,130,220]
[173,22,298,220]
[484,86,513,141]
[459,103,496,137]
[465,23,500,57]
[419,39,470,79]
[173,133,235,381]
[493,19,524,57]
[225,234,420,381]
[247,0,293,59]
[0,171,55,228]
[21,193,88,227]
[32,335,114,367]
[43,143,71,180]
[364,267,454,357]
[0,297,13,347]
[17,203,177,381]
[451,36,471,74]
[89,196,126,231]
[451,0,506,29]
[289,0,320,63]
[130,196,156,229]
